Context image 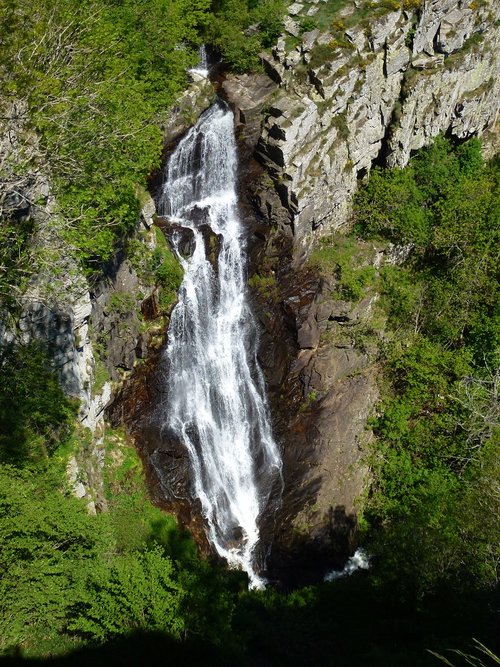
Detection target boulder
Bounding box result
[288,3,304,16]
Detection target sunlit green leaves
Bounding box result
[69,547,186,642]
[357,138,500,597]
[206,0,286,72]
[1,0,210,269]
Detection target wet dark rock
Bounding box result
[199,224,223,270]
[141,292,160,321]
[297,317,320,349]
[157,217,196,257]
[109,345,214,558]
[239,175,378,583]
[2,189,31,219]
[178,230,196,258]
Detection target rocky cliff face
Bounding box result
[0,95,167,509]
[1,217,160,510]
[220,0,499,581]
[242,0,499,255]
[116,1,499,581]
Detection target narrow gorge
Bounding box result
[124,0,500,583]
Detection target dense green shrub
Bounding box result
[0,465,113,654]
[205,0,286,71]
[354,137,499,598]
[0,218,34,310]
[0,0,209,271]
[0,438,238,657]
[69,547,186,642]
[0,343,76,467]
[354,165,429,244]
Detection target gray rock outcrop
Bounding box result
[227,0,500,256]
[219,0,500,578]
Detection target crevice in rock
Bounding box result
[372,93,404,169]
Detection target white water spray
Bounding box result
[189,44,209,78]
[157,103,282,587]
[324,549,370,582]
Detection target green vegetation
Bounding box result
[153,240,184,313]
[0,217,34,310]
[205,0,286,71]
[0,419,240,657]
[297,1,351,34]
[309,235,377,302]
[0,342,77,468]
[0,0,210,276]
[0,0,498,662]
[352,136,499,599]
[107,292,136,317]
[129,227,183,313]
[248,272,279,301]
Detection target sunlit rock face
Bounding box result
[222,0,500,254]
[217,0,499,583]
[112,0,500,586]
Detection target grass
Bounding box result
[308,234,379,303]
[91,338,111,396]
[298,0,352,32]
[248,273,280,301]
[127,226,183,315]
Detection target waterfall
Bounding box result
[156,102,282,587]
[190,44,209,78]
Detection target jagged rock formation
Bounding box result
[246,0,500,254]
[250,263,380,583]
[0,96,165,509]
[221,0,500,581]
[160,78,216,148]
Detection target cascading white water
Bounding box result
[189,44,209,78]
[157,102,282,587]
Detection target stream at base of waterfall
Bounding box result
[156,102,282,588]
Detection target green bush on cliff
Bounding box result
[354,137,499,598]
[206,0,286,71]
[0,0,209,272]
[0,342,76,468]
[354,165,429,244]
[309,234,377,302]
[154,246,184,311]
[0,218,34,311]
[68,547,186,642]
[0,0,285,288]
